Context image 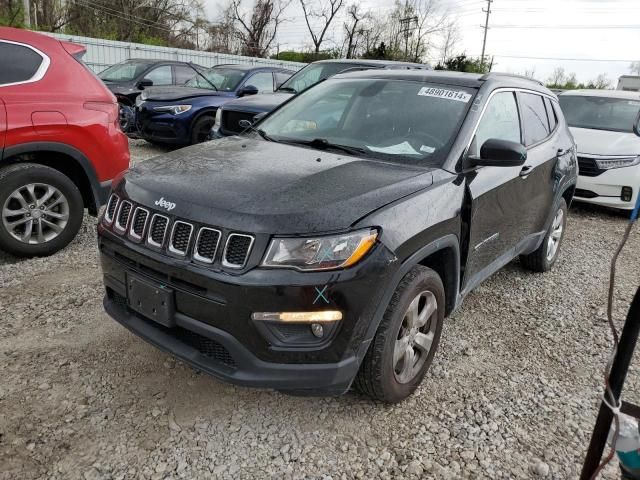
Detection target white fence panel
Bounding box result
[46,33,305,73]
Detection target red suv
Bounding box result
[0,28,130,257]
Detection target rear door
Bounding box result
[516,92,564,236]
[463,90,529,290]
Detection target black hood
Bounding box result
[223,92,293,114]
[143,86,232,102]
[120,137,434,234]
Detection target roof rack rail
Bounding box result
[479,72,544,86]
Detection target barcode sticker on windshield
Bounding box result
[418,87,472,103]
[629,101,640,106]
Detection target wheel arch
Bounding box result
[0,142,104,215]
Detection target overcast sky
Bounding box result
[205,0,640,86]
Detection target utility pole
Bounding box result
[22,0,31,28]
[400,16,418,61]
[480,0,492,68]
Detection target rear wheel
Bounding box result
[520,198,567,272]
[191,115,216,144]
[0,163,84,257]
[354,265,444,403]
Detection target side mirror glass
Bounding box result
[240,85,259,97]
[138,79,153,89]
[470,138,527,167]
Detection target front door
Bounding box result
[0,98,6,158]
[463,90,527,292]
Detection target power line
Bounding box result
[491,24,640,29]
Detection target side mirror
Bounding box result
[138,79,153,89]
[469,138,527,168]
[239,85,259,97]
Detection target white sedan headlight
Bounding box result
[262,229,378,271]
[595,156,640,170]
[153,105,192,115]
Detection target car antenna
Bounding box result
[188,62,218,91]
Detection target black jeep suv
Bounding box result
[98,70,577,403]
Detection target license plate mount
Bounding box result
[126,273,175,328]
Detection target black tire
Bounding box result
[190,115,216,145]
[520,198,568,272]
[354,265,445,403]
[0,163,84,257]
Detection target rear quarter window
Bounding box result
[520,92,550,146]
[0,42,45,86]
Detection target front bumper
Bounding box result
[136,104,192,144]
[98,229,396,394]
[575,164,640,210]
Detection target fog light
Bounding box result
[251,311,343,323]
[622,186,633,202]
[311,323,324,338]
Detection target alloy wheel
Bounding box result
[2,183,70,245]
[546,208,564,261]
[393,290,438,384]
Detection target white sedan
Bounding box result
[559,89,640,210]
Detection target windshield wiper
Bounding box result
[256,129,275,142]
[281,138,367,156]
[188,62,218,91]
[277,86,297,93]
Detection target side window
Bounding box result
[246,72,274,93]
[0,42,45,86]
[275,72,292,89]
[520,93,550,146]
[174,65,196,84]
[145,65,172,86]
[544,97,557,132]
[473,91,521,154]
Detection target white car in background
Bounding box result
[559,89,640,210]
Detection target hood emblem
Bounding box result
[155,197,176,211]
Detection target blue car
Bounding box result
[136,65,294,145]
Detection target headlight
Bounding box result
[262,229,378,271]
[595,156,640,170]
[140,91,148,101]
[153,105,192,115]
[214,107,222,127]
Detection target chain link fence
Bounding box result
[47,33,305,73]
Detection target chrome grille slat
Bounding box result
[222,233,254,269]
[169,221,193,256]
[114,200,133,233]
[104,194,119,224]
[128,207,149,241]
[147,214,169,248]
[193,227,221,264]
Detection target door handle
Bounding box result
[519,165,533,177]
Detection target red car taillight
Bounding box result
[84,101,119,128]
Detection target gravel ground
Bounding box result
[1,139,639,480]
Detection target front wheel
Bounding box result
[190,115,216,145]
[0,163,84,257]
[520,198,568,272]
[354,265,444,403]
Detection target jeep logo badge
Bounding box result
[154,197,176,211]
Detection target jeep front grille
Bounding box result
[104,194,119,224]
[194,227,221,264]
[223,233,254,268]
[169,221,193,256]
[147,214,169,247]
[114,200,133,233]
[129,207,149,241]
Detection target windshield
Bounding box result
[99,62,150,82]
[279,62,371,93]
[559,95,640,133]
[185,67,245,91]
[259,78,476,166]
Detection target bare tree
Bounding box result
[300,0,345,54]
[589,73,611,90]
[630,61,640,76]
[438,19,459,64]
[229,0,291,57]
[343,3,368,58]
[547,67,566,86]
